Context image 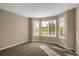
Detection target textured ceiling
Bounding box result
[0,3,78,18]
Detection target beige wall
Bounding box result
[66,9,76,49]
[76,5,79,55]
[28,18,32,41]
[58,9,76,49]
[0,9,29,50]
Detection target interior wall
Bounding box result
[0,9,29,50]
[66,9,76,49]
[76,5,79,55]
[58,9,76,50]
[28,18,32,41]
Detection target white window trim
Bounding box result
[58,17,65,39]
[32,20,40,36]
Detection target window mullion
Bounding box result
[48,21,50,36]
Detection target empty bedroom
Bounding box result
[0,3,79,56]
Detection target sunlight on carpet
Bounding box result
[40,45,60,56]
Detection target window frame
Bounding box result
[58,17,65,39]
[32,20,40,36]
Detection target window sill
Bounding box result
[41,35,56,37]
[59,36,65,39]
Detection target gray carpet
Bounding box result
[0,41,77,56]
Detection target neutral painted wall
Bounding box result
[28,18,32,41]
[0,9,29,50]
[66,9,76,49]
[58,9,76,50]
[76,5,79,55]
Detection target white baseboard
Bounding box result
[32,40,40,42]
[65,47,75,51]
[0,40,29,51]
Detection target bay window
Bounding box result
[33,18,66,39]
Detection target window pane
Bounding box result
[41,20,56,36]
[33,21,39,36]
[49,20,56,36]
[41,21,49,36]
[59,17,65,39]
